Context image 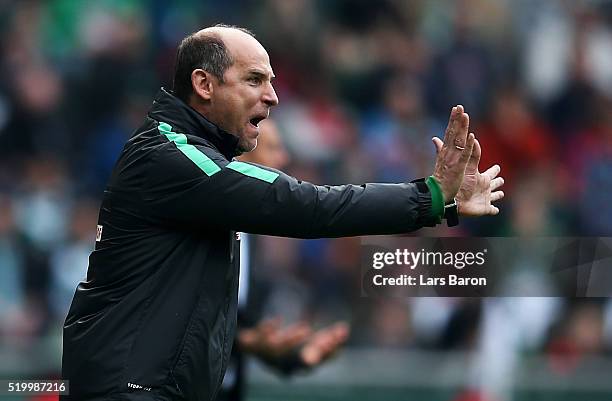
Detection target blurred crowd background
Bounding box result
[1,0,612,400]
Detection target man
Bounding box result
[62,25,503,401]
[218,119,350,401]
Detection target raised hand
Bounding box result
[432,131,505,216]
[455,139,504,216]
[431,105,476,203]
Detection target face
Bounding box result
[204,33,279,153]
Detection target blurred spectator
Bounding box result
[49,199,97,320]
[477,88,557,195]
[0,196,25,339]
[361,74,438,182]
[0,3,610,399]
[13,158,71,252]
[546,300,606,375]
[562,94,612,235]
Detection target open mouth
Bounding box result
[249,114,267,128]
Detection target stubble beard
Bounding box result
[236,135,257,155]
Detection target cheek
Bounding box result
[228,89,253,112]
[240,85,262,107]
[217,93,244,123]
[214,85,260,128]
[235,90,260,123]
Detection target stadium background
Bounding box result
[0,0,612,400]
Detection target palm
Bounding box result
[457,169,493,216]
[433,137,504,216]
[456,139,504,216]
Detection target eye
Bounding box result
[247,76,262,85]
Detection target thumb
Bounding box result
[432,137,443,154]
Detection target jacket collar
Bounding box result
[148,87,240,160]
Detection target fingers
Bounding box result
[443,105,468,147]
[486,167,503,216]
[432,136,443,153]
[449,105,462,145]
[455,110,469,149]
[432,129,475,203]
[490,176,504,191]
[483,164,501,180]
[491,190,504,202]
[278,323,312,347]
[330,322,350,341]
[257,318,281,336]
[459,133,475,163]
[301,324,349,366]
[466,138,481,173]
[443,106,459,143]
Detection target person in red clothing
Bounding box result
[476,88,557,194]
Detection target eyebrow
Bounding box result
[246,69,275,81]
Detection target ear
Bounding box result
[191,69,215,101]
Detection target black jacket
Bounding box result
[61,88,442,401]
[217,234,308,401]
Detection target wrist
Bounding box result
[425,176,459,227]
[425,176,445,220]
[430,174,455,203]
[444,197,459,227]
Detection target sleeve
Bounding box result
[141,142,442,238]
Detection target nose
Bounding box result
[262,82,279,107]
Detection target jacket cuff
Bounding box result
[411,178,443,227]
[425,176,445,219]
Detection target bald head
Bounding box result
[172,24,279,154]
[172,24,257,102]
[197,25,261,49]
